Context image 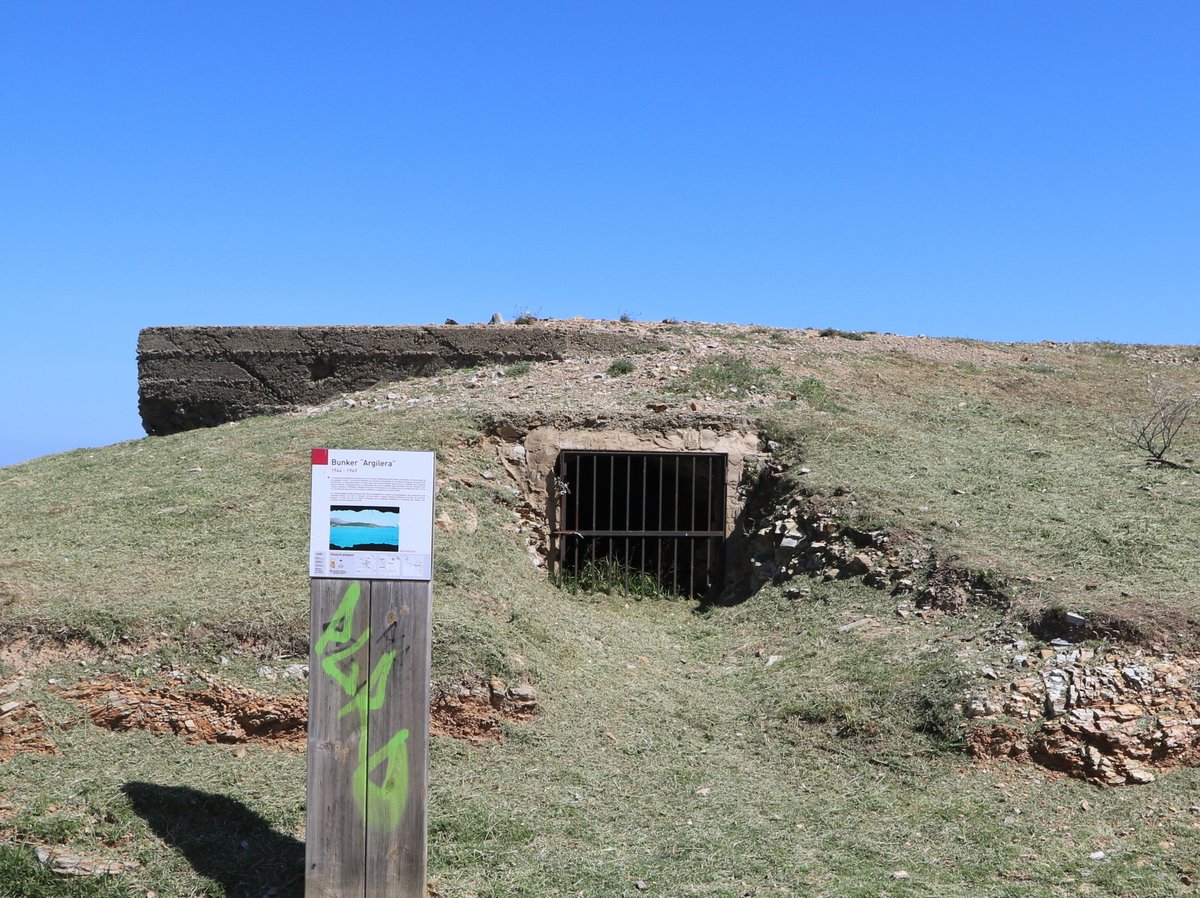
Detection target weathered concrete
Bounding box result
[137,324,641,435]
[520,424,763,538]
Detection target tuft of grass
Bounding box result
[553,558,674,599]
[817,327,866,341]
[670,354,779,396]
[671,356,839,411]
[606,358,634,376]
[955,361,989,375]
[504,361,532,377]
[791,375,839,411]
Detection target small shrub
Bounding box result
[817,327,866,341]
[1113,376,1199,469]
[619,311,634,323]
[607,359,634,376]
[505,361,532,377]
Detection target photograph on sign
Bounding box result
[309,448,434,580]
[329,505,400,552]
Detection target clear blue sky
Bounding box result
[2,2,1198,467]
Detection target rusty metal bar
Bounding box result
[657,456,663,584]
[625,455,631,532]
[700,456,710,533]
[641,455,647,585]
[672,537,678,594]
[673,456,680,532]
[641,456,647,546]
[614,455,619,530]
[706,535,712,594]
[557,453,567,575]
[572,453,580,531]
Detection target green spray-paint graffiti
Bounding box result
[316,582,410,830]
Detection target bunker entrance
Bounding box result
[553,451,727,599]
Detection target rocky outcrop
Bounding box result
[737,478,1011,612]
[137,323,641,435]
[966,644,1200,786]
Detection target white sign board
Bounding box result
[309,448,435,580]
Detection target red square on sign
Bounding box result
[311,448,329,465]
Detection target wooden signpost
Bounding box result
[306,449,435,898]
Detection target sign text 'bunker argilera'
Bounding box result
[309,448,434,580]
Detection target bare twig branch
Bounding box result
[1112,376,1199,469]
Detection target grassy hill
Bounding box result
[3,321,1200,897]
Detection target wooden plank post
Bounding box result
[306,449,434,898]
[307,579,371,898]
[364,580,431,896]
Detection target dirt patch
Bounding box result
[56,674,538,749]
[966,645,1200,786]
[0,696,56,761]
[0,633,105,673]
[431,677,539,745]
[58,676,309,749]
[913,559,1011,614]
[966,723,1030,761]
[1025,605,1200,654]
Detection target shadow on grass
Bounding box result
[121,782,302,898]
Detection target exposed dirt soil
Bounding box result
[0,696,56,761]
[58,676,309,749]
[50,673,538,751]
[431,676,539,745]
[0,633,105,673]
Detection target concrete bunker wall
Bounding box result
[137,324,640,436]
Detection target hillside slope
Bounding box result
[2,320,1200,897]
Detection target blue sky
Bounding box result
[2,3,1198,467]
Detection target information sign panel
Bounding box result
[309,448,434,580]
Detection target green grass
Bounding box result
[552,557,675,599]
[5,326,1200,895]
[670,354,835,406]
[606,358,634,376]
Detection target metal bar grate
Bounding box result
[553,450,726,599]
